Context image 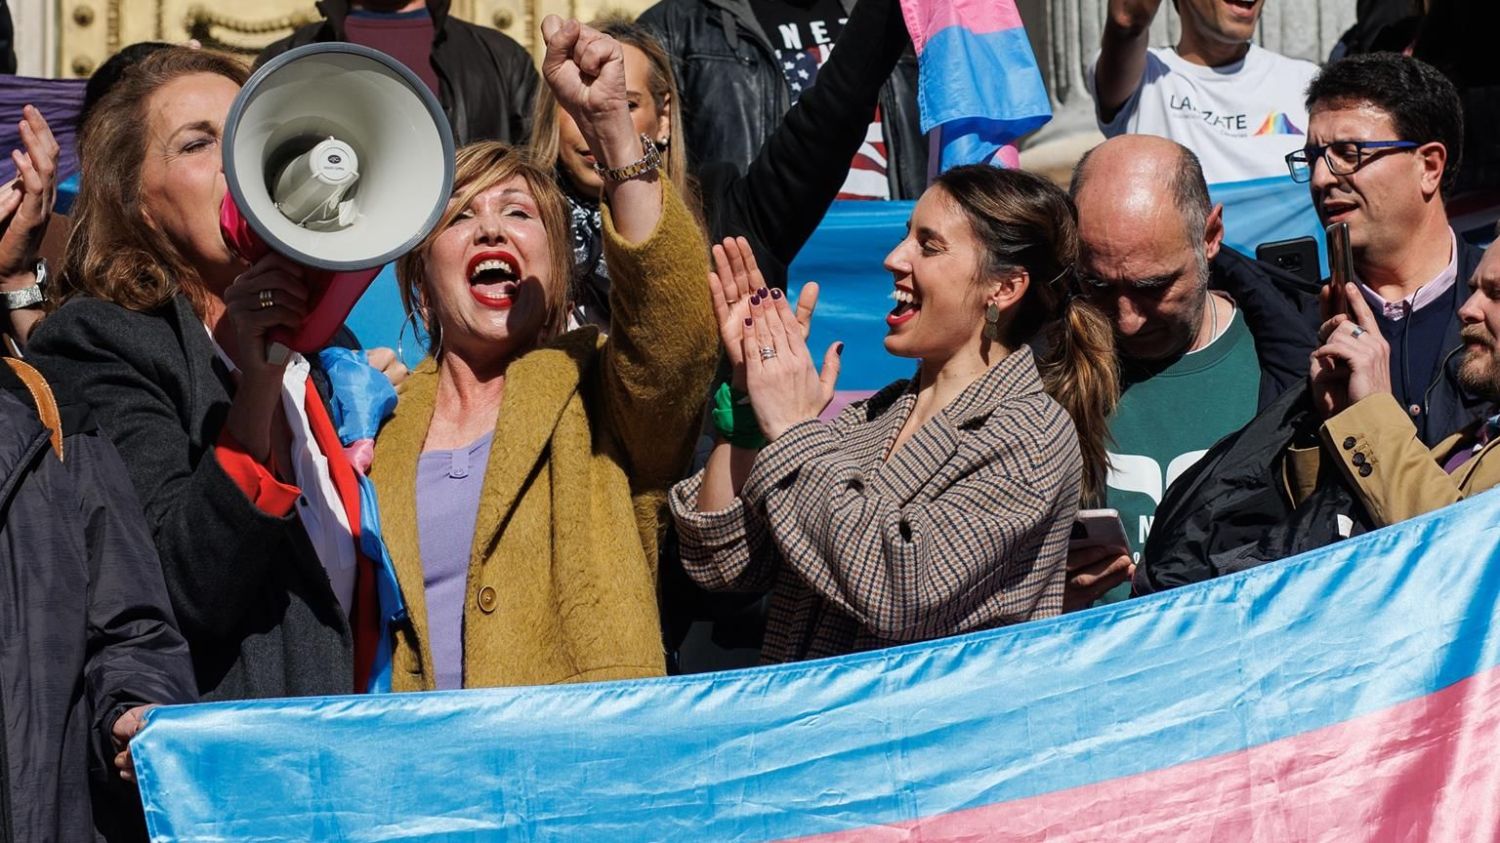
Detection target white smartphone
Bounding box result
[1068,508,1129,556]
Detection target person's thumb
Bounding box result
[794,281,820,338]
[819,341,843,399]
[541,14,564,42]
[540,15,576,63]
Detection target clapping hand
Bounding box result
[1309,282,1391,419]
[741,276,842,441]
[708,237,818,390]
[0,105,58,286]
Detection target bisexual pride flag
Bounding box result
[899,0,1051,171]
[134,488,1500,840]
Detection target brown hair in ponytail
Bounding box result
[932,165,1120,503]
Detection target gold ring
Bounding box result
[258,289,275,310]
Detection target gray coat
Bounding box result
[0,375,195,842]
[27,296,353,701]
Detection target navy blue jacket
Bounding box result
[0,370,195,842]
[1320,239,1490,447]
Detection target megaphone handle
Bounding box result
[266,342,292,366]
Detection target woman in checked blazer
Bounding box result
[670,165,1119,663]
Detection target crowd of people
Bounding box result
[0,0,1496,837]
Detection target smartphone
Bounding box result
[1256,236,1321,289]
[1326,222,1356,317]
[1068,508,1129,556]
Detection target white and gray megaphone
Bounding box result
[220,43,455,353]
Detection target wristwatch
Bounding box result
[0,259,47,311]
[592,133,662,183]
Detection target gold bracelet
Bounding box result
[593,133,663,183]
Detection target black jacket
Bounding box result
[0,371,195,843]
[1135,241,1492,594]
[1210,247,1320,411]
[1134,382,1377,595]
[27,296,354,702]
[258,0,538,147]
[639,0,927,200]
[571,0,913,326]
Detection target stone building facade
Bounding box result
[12,0,1354,179]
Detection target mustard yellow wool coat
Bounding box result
[370,183,716,690]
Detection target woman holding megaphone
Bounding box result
[364,18,716,690]
[27,48,372,701]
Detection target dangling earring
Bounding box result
[982,302,1001,341]
[398,307,438,363]
[655,137,670,151]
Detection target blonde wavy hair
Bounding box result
[395,142,574,357]
[529,14,690,192]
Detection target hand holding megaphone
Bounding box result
[220,43,455,360]
[223,253,311,377]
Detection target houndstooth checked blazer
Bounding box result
[670,347,1080,664]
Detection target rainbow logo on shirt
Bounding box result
[1254,112,1305,136]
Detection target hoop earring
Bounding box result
[397,309,438,364]
[982,302,1001,342]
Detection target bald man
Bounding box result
[1064,134,1317,606]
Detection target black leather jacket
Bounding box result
[639,0,927,199]
[258,0,538,147]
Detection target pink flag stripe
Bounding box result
[900,0,1025,54]
[792,658,1500,842]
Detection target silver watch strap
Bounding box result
[0,283,44,310]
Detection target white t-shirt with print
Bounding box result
[1088,44,1319,185]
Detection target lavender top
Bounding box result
[415,431,494,690]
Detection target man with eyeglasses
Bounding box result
[1292,52,1489,448]
[1063,133,1316,607]
[1089,0,1318,185]
[1284,243,1500,531]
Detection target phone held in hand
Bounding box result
[1256,236,1321,289]
[1069,508,1129,557]
[1326,222,1356,316]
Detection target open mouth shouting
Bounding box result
[1222,0,1258,20]
[467,250,521,310]
[888,285,921,328]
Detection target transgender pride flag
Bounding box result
[899,0,1052,171]
[133,489,1500,839]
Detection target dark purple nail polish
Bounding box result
[757,288,769,298]
[835,342,844,356]
[770,288,783,300]
[744,317,753,326]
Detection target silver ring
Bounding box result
[258,289,275,310]
[1350,325,1366,339]
[759,346,777,361]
